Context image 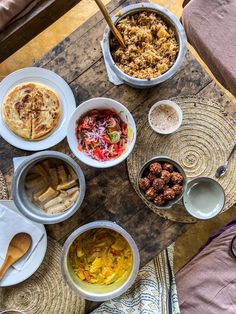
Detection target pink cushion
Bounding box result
[0,0,35,31]
[176,225,236,313]
[182,0,236,96]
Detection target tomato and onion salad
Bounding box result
[76,109,130,161]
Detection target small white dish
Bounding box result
[0,67,76,151]
[0,200,47,287]
[148,100,183,135]
[67,97,137,168]
[183,177,225,220]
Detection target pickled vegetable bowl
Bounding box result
[69,228,133,285]
[76,109,131,161]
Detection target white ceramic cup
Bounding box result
[148,100,183,135]
[183,177,225,220]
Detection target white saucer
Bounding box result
[0,200,47,287]
[0,67,76,151]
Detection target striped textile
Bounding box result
[92,244,180,314]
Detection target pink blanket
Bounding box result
[182,0,236,96]
[0,0,35,31]
[176,224,236,313]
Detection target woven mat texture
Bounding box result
[0,170,85,314]
[127,97,236,223]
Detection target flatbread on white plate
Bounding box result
[2,82,61,140]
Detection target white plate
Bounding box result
[0,200,47,287]
[0,67,76,151]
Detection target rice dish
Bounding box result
[110,11,179,80]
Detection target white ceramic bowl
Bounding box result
[61,221,140,301]
[67,98,136,168]
[183,177,225,220]
[148,100,183,135]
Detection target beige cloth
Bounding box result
[176,225,236,314]
[0,0,35,31]
[182,0,236,96]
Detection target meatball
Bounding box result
[139,177,151,191]
[172,184,183,195]
[160,170,171,183]
[154,194,165,206]
[149,162,162,175]
[145,187,157,200]
[152,178,165,190]
[163,188,175,200]
[171,172,183,184]
[147,172,157,182]
[162,162,174,172]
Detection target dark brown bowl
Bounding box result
[137,156,187,210]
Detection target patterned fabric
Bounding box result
[92,244,180,314]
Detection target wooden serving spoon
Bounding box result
[0,233,32,280]
[94,0,126,49]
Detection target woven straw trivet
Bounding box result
[127,96,236,223]
[0,173,85,314]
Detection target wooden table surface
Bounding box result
[1,0,236,311]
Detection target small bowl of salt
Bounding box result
[148,100,183,135]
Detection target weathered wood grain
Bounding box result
[37,0,148,68]
[1,1,235,312]
[35,0,127,67]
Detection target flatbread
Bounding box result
[31,109,61,140]
[2,82,61,140]
[2,83,34,139]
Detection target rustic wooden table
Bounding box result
[1,0,236,312]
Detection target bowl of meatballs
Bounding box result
[138,156,187,210]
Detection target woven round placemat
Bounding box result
[0,171,85,314]
[127,96,236,223]
[0,237,85,314]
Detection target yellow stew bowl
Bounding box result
[61,221,140,301]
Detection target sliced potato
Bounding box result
[67,186,80,195]
[56,179,77,191]
[44,195,64,209]
[25,158,80,214]
[31,164,49,178]
[66,164,78,180]
[64,191,79,207]
[37,186,59,203]
[33,187,48,202]
[46,203,66,214]
[57,165,67,183]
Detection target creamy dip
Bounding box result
[150,104,179,133]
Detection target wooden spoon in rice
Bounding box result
[95,0,126,49]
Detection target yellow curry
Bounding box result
[69,228,133,285]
